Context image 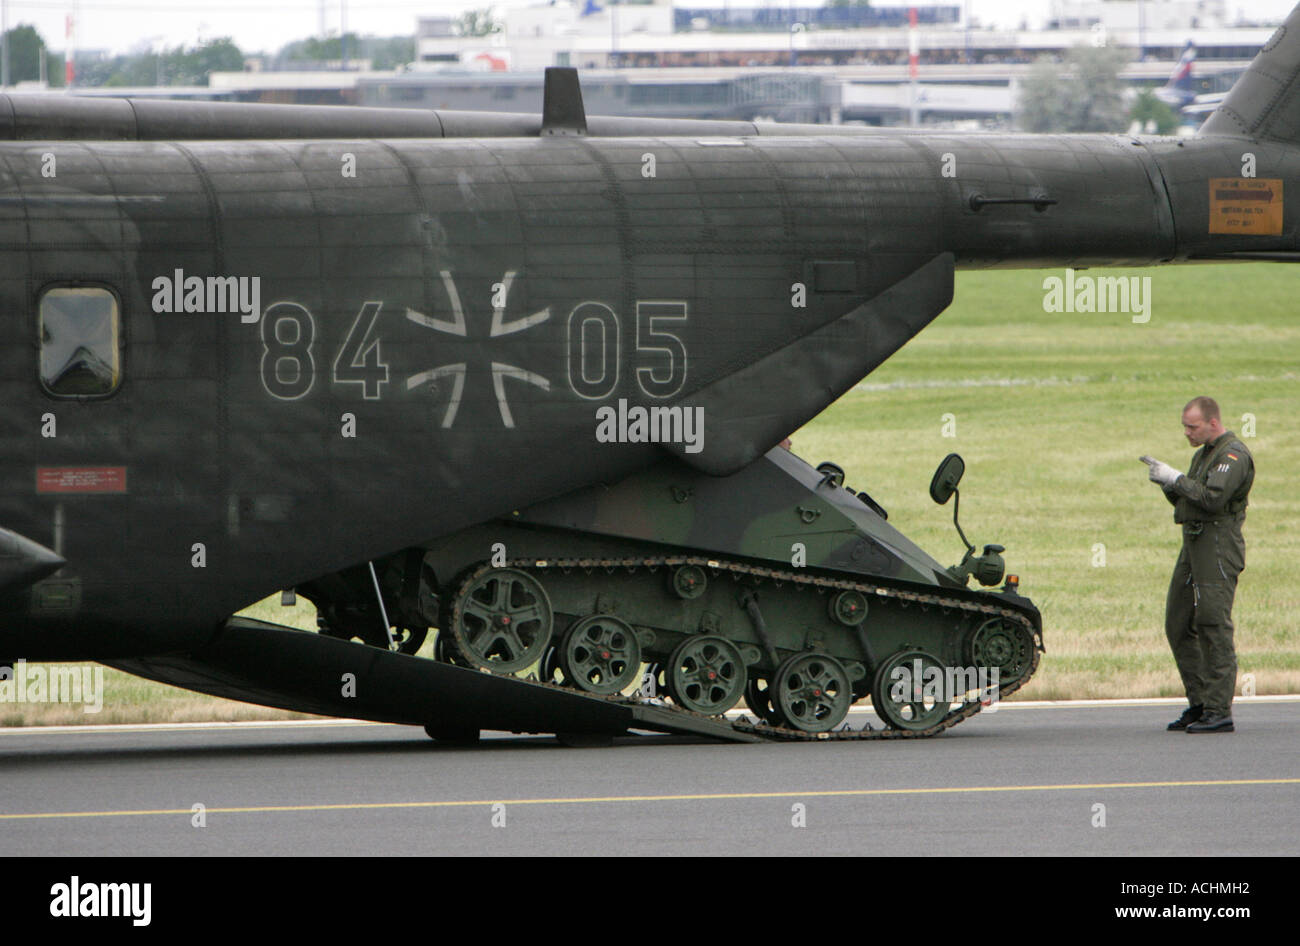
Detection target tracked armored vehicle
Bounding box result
[302,448,1041,740]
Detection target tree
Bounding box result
[454,9,502,37]
[172,37,245,85]
[274,33,415,70]
[1017,44,1132,133]
[88,37,244,88]
[3,24,51,84]
[1130,88,1181,135]
[296,34,361,62]
[101,55,158,87]
[366,37,415,71]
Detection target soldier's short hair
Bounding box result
[1184,396,1220,422]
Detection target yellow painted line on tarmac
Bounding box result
[3,777,1298,821]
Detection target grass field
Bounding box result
[7,262,1298,725]
[794,262,1300,701]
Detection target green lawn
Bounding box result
[8,263,1298,725]
[792,263,1300,700]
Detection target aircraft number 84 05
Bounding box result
[258,297,690,428]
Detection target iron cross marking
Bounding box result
[404,270,551,428]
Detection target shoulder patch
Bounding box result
[1226,452,1239,461]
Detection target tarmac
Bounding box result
[1,697,1296,856]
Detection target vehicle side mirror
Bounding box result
[815,461,845,489]
[929,453,965,505]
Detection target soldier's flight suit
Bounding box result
[1163,431,1254,718]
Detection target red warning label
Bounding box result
[1209,178,1283,235]
[37,467,128,494]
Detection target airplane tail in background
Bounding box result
[1156,40,1197,107]
[1201,2,1300,141]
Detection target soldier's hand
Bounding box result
[1146,458,1181,487]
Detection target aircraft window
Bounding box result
[38,287,122,398]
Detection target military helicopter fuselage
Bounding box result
[2,8,1298,738]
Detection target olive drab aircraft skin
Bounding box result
[1,5,1299,740]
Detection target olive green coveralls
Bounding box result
[1162,431,1254,717]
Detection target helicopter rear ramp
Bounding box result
[109,617,762,742]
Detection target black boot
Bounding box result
[1186,712,1234,733]
[1167,704,1203,731]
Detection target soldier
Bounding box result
[1143,396,1254,734]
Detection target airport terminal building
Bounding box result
[198,1,1274,124]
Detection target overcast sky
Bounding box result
[2,0,1295,58]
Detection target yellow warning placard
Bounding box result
[1209,178,1283,235]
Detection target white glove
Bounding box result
[1146,459,1181,487]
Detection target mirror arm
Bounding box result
[952,489,974,553]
